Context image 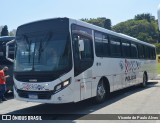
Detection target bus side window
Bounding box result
[102,34,110,57]
[131,43,138,59]
[151,47,156,60]
[138,45,144,59]
[144,46,149,59]
[95,32,103,57]
[94,32,110,57]
[110,36,121,57]
[122,40,130,58]
[153,48,156,60]
[81,37,93,60]
[72,34,94,76]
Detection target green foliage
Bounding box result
[1,25,9,36]
[9,32,14,36]
[112,14,159,44]
[81,17,112,30]
[135,13,155,22]
[9,29,16,36]
[104,19,111,30]
[82,14,160,54]
[0,26,4,36]
[155,43,160,54]
[157,63,160,74]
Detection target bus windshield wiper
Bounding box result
[38,40,43,62]
[42,32,52,49]
[38,32,52,62]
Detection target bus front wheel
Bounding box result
[94,80,107,103]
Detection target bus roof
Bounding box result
[72,18,155,48]
[17,17,155,48]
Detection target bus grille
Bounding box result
[17,89,54,99]
[14,74,58,82]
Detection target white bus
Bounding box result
[6,18,157,104]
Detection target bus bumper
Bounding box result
[13,86,74,104]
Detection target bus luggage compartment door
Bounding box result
[80,80,92,100]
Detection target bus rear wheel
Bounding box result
[141,73,147,87]
[94,80,107,103]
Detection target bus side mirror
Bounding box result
[6,40,15,63]
[79,39,84,52]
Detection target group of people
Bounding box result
[0,66,10,103]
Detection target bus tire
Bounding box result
[141,73,147,88]
[94,79,109,103]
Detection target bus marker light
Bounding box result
[56,85,62,91]
[58,97,62,101]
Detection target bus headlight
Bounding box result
[54,79,71,93]
[63,80,69,86]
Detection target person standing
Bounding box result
[0,66,10,103]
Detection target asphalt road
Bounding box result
[1,80,160,123]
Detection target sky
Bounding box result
[0,0,160,31]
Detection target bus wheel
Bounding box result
[94,80,107,103]
[141,73,147,87]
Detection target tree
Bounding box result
[81,17,112,30]
[134,13,155,22]
[154,43,160,54]
[112,15,159,44]
[1,25,9,36]
[104,19,111,30]
[9,29,16,36]
[0,26,4,36]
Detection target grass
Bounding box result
[157,63,160,74]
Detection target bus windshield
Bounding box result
[15,32,72,72]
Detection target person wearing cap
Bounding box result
[0,66,10,103]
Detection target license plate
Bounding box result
[28,94,38,99]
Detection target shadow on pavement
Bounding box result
[4,91,14,100]
[5,81,159,121]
